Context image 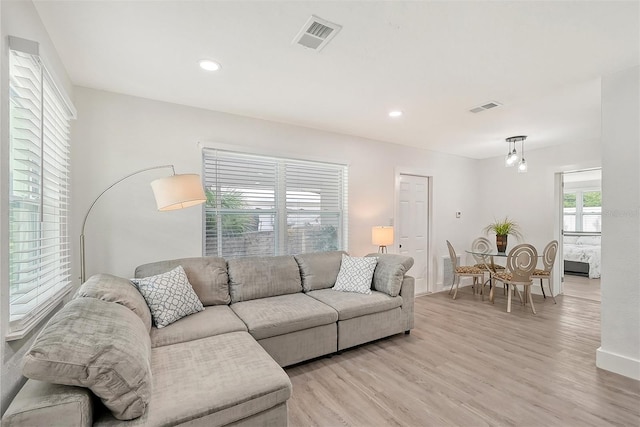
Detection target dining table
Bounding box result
[465,247,543,301]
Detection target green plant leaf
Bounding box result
[482,216,523,239]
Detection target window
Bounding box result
[563,189,601,232]
[8,38,76,339]
[203,149,348,258]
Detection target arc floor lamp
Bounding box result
[80,165,206,283]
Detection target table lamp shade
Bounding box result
[372,226,394,246]
[151,174,207,211]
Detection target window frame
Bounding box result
[6,37,76,340]
[202,148,348,258]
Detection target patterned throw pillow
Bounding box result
[131,265,204,328]
[332,254,378,295]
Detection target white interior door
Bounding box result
[398,174,429,294]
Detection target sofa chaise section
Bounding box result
[94,331,292,427]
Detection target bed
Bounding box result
[563,234,601,278]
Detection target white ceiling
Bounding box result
[33,1,639,159]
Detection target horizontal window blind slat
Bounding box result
[11,257,70,281]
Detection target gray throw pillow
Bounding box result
[366,253,415,297]
[131,265,204,328]
[22,298,152,420]
[332,254,378,294]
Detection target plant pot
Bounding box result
[496,235,508,253]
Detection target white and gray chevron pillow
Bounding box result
[131,265,204,328]
[332,254,378,295]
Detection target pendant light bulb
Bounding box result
[518,158,528,173]
[505,140,513,167]
[505,139,517,167]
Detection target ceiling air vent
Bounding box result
[293,15,342,52]
[469,101,502,113]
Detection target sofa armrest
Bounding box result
[399,276,415,331]
[1,380,93,427]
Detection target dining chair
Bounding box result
[470,237,507,299]
[446,240,484,300]
[490,244,538,313]
[471,237,505,271]
[531,240,558,304]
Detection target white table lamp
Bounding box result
[372,226,394,253]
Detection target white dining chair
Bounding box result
[446,240,484,300]
[490,244,538,313]
[470,237,507,299]
[532,240,558,304]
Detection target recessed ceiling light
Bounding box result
[198,59,221,71]
[388,110,403,118]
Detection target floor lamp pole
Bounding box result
[79,165,175,283]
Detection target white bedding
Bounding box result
[563,235,601,279]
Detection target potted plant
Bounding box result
[483,217,523,253]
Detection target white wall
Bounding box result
[0,0,74,415]
[597,65,640,380]
[71,87,482,294]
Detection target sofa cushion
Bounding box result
[294,250,347,292]
[93,331,292,427]
[228,256,302,303]
[132,265,204,328]
[366,253,415,297]
[150,305,247,348]
[135,256,231,305]
[75,273,152,333]
[1,380,93,427]
[332,254,378,295]
[230,293,338,340]
[307,288,403,320]
[22,298,152,421]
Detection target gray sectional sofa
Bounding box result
[2,251,415,426]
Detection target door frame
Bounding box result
[394,167,434,295]
[554,172,564,295]
[557,167,603,296]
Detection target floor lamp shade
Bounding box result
[151,174,207,211]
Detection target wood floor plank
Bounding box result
[286,288,640,426]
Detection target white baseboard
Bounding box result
[596,347,640,380]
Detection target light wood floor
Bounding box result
[563,274,601,302]
[286,288,639,426]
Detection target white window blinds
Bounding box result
[203,149,348,258]
[8,38,75,339]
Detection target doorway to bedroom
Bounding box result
[561,168,602,302]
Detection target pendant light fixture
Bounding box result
[505,136,527,172]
